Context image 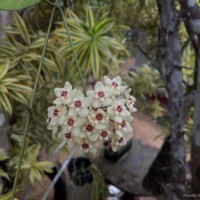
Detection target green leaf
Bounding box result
[0,0,41,11]
[0,169,10,181]
[13,12,31,44]
[0,60,9,80]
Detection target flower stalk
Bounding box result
[58,6,87,95]
[11,6,56,200]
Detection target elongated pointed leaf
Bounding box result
[13,12,30,44]
[0,0,41,11]
[0,60,9,80]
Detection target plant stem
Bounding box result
[58,6,87,95]
[41,148,77,200]
[11,6,56,200]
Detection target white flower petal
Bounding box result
[95,81,104,91]
[104,76,112,85]
[102,98,112,107]
[88,133,99,141]
[92,99,102,108]
[64,81,72,91]
[86,90,95,97]
[79,107,89,117]
[114,115,123,123]
[53,98,63,105]
[68,108,77,116]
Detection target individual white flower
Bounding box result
[47,105,67,125]
[68,90,91,117]
[115,120,133,137]
[47,118,58,133]
[104,76,127,95]
[89,108,109,130]
[98,130,113,141]
[125,89,137,113]
[111,136,127,152]
[53,81,77,105]
[62,115,86,136]
[81,122,99,142]
[86,81,112,108]
[80,140,97,154]
[107,99,131,123]
[63,132,80,148]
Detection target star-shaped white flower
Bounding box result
[81,122,99,142]
[107,99,131,123]
[68,90,91,117]
[104,76,127,95]
[88,108,109,130]
[98,130,113,141]
[115,120,133,137]
[111,136,127,152]
[86,81,112,108]
[125,89,137,113]
[47,105,67,125]
[62,115,86,136]
[53,81,77,105]
[80,140,97,154]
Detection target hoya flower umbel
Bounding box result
[104,76,127,95]
[125,89,137,113]
[53,81,77,105]
[87,81,112,108]
[47,105,67,125]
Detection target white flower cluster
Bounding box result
[47,76,137,154]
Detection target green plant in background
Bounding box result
[10,145,54,185]
[0,60,32,114]
[54,5,128,79]
[126,65,166,118]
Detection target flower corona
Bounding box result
[47,76,137,154]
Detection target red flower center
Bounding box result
[67,118,75,126]
[112,81,118,88]
[65,133,71,139]
[116,105,123,113]
[86,124,94,132]
[121,120,126,128]
[53,109,59,116]
[74,100,82,108]
[101,131,108,138]
[97,91,105,98]
[61,90,68,97]
[118,138,124,143]
[96,113,103,121]
[82,142,89,149]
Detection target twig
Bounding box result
[48,140,66,160]
[41,148,77,200]
[58,5,87,95]
[11,5,56,200]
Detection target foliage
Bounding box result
[0,60,32,114]
[9,145,54,185]
[125,65,166,118]
[54,5,128,78]
[0,149,9,194]
[0,0,41,11]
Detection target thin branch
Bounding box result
[41,148,77,200]
[58,5,87,95]
[11,6,56,200]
